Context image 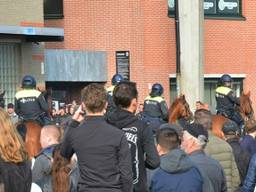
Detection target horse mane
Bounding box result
[169,95,187,123]
[240,92,253,116]
[169,98,183,113]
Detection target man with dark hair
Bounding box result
[222,121,251,185]
[240,119,256,155]
[194,109,240,192]
[107,81,160,192]
[61,83,133,192]
[6,103,19,124]
[150,126,203,192]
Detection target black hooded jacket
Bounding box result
[107,108,160,192]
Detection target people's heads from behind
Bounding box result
[181,123,208,155]
[21,75,36,89]
[245,119,256,136]
[7,103,15,115]
[40,125,61,149]
[111,74,124,86]
[81,83,107,114]
[222,121,239,140]
[52,144,71,192]
[196,101,209,111]
[58,107,66,116]
[219,74,233,88]
[156,127,180,156]
[138,103,144,113]
[150,83,163,97]
[0,109,27,163]
[194,109,212,130]
[113,81,138,113]
[51,108,57,117]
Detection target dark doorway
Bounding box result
[46,82,90,105]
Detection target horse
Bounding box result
[0,91,5,108]
[168,95,193,126]
[16,86,54,159]
[16,118,42,159]
[212,91,254,139]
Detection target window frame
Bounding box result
[44,0,64,20]
[168,0,244,20]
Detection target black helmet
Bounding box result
[150,83,163,97]
[22,75,36,89]
[111,74,124,85]
[220,74,232,83]
[220,74,232,86]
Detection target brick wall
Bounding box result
[45,0,256,109]
[0,0,43,26]
[205,0,256,109]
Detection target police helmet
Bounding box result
[220,74,233,86]
[220,74,233,83]
[150,83,163,97]
[111,74,124,85]
[22,75,36,89]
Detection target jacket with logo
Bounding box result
[143,96,168,121]
[107,108,160,192]
[15,89,49,120]
[215,86,240,117]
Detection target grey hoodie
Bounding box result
[150,148,203,192]
[160,148,194,173]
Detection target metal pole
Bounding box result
[174,0,181,96]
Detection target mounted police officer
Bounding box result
[215,74,243,127]
[15,75,50,126]
[142,83,168,133]
[105,74,124,117]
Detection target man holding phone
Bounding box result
[61,83,133,192]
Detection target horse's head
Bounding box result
[240,91,254,120]
[169,95,193,123]
[0,91,5,109]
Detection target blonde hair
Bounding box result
[0,109,28,163]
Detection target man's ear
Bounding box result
[131,98,138,112]
[104,102,108,110]
[156,144,163,156]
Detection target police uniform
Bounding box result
[15,89,49,123]
[143,96,168,121]
[105,85,116,118]
[215,86,243,125]
[143,96,168,133]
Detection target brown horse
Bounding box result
[168,95,193,124]
[212,91,254,139]
[16,120,42,159]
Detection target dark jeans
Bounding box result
[140,114,166,134]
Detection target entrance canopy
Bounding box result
[0,25,64,42]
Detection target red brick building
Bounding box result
[44,0,255,111]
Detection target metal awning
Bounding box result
[0,25,64,42]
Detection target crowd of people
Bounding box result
[0,73,256,192]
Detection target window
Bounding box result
[168,0,242,18]
[44,0,64,19]
[169,77,243,113]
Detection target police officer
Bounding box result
[106,74,124,96]
[15,75,50,126]
[215,74,243,127]
[143,83,168,133]
[105,74,124,117]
